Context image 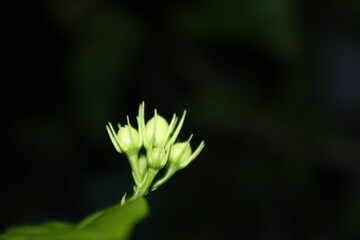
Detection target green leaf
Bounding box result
[0,197,149,240]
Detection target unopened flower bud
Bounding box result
[117,125,141,155]
[147,148,168,169]
[145,115,169,147]
[169,142,192,168]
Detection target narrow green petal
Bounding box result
[106,123,122,153]
[179,140,205,169]
[165,114,178,144]
[166,110,186,148]
[138,102,148,148]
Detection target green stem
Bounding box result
[151,165,176,191]
[132,168,158,200]
[128,154,142,185]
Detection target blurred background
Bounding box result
[1,0,360,239]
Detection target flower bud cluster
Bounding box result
[106,102,205,201]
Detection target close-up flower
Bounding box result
[106,102,205,201]
[6,1,359,239]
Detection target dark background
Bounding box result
[1,0,360,239]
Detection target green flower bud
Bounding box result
[117,125,141,155]
[145,114,169,148]
[108,102,205,197]
[169,142,192,167]
[169,140,205,169]
[147,148,168,169]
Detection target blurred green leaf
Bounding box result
[0,198,149,240]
